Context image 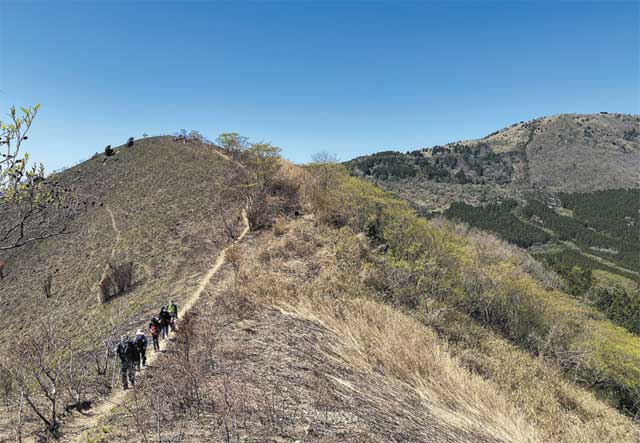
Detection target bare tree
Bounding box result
[0,105,77,252]
[212,192,243,241]
[216,132,250,160]
[232,142,282,231]
[225,245,244,291]
[6,321,74,438]
[99,261,135,302]
[311,151,339,164]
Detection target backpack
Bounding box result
[124,339,139,361]
[117,340,131,361]
[135,334,147,348]
[150,324,158,336]
[160,310,171,323]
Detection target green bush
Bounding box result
[305,164,640,417]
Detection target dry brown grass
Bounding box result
[84,212,638,442]
[239,223,539,442]
[0,137,246,439]
[245,219,640,443]
[93,226,527,442]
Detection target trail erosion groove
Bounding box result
[105,206,121,260]
[62,209,250,443]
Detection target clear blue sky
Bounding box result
[1,1,638,171]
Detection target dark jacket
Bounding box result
[116,339,139,363]
[159,309,172,326]
[134,333,147,350]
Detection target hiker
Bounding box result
[167,300,179,332]
[159,307,172,339]
[134,329,148,369]
[115,335,139,390]
[149,317,160,352]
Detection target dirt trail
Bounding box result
[94,205,123,293]
[105,206,121,260]
[62,210,250,443]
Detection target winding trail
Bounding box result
[63,210,250,443]
[105,206,121,261]
[96,205,124,291]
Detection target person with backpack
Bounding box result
[149,317,160,352]
[134,329,148,369]
[159,307,172,339]
[115,334,139,390]
[167,300,179,332]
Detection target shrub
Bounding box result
[587,285,640,334]
[98,261,135,303]
[216,132,250,160]
[111,261,134,293]
[304,164,640,417]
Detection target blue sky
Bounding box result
[1,1,638,170]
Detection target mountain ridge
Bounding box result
[346,112,640,211]
[1,134,639,442]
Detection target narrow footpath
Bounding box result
[62,210,250,443]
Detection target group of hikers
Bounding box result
[115,300,179,389]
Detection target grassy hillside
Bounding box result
[345,113,640,334]
[94,225,540,443]
[303,164,640,419]
[0,137,245,351]
[441,189,640,333]
[1,136,638,442]
[0,137,248,439]
[86,163,638,443]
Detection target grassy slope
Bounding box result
[305,164,640,419]
[99,210,638,443]
[0,136,244,352]
[2,142,638,442]
[522,114,640,193]
[95,224,539,443]
[100,160,640,442]
[452,112,640,193]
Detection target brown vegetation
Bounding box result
[2,133,638,442]
[0,136,246,440]
[99,261,135,303]
[349,113,640,211]
[87,156,638,442]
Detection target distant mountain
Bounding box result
[346,113,640,210]
[345,113,640,328]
